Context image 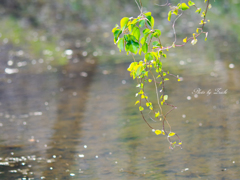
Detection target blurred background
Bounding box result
[0,0,240,179]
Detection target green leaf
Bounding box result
[155,111,160,118]
[195,8,201,13]
[132,26,140,42]
[142,43,148,53]
[188,1,195,6]
[164,78,169,81]
[146,16,154,29]
[126,40,139,54]
[152,41,160,47]
[145,53,154,61]
[113,29,122,43]
[143,29,151,36]
[154,29,161,37]
[140,37,146,45]
[120,17,129,30]
[117,38,124,52]
[164,95,168,100]
[139,20,145,27]
[136,64,144,76]
[139,48,142,55]
[139,106,144,111]
[168,11,172,21]
[179,3,189,11]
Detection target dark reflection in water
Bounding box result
[0,45,240,179]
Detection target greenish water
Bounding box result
[0,42,240,179]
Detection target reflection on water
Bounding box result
[0,44,240,179]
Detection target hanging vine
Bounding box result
[112,0,211,149]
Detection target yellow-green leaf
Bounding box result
[139,106,144,111]
[164,95,168,100]
[183,37,187,43]
[191,39,198,45]
[180,3,189,11]
[120,17,129,30]
[168,132,175,137]
[195,8,201,13]
[168,11,172,21]
[155,130,162,135]
[188,1,195,6]
[135,100,140,105]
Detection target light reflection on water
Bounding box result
[0,46,240,179]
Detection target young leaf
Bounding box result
[117,38,124,52]
[183,37,187,43]
[127,62,137,72]
[188,1,195,6]
[179,3,189,11]
[135,100,140,105]
[155,130,162,135]
[120,17,129,30]
[196,8,201,13]
[139,106,144,111]
[168,11,172,21]
[205,32,208,41]
[164,95,168,101]
[155,111,160,118]
[144,12,151,16]
[168,132,175,137]
[154,29,161,37]
[191,39,198,45]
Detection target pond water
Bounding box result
[0,38,240,180]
